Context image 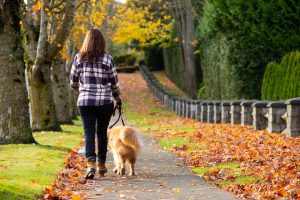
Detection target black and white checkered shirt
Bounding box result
[70,53,121,106]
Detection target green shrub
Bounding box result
[114,54,137,66]
[143,45,164,70]
[198,0,300,99]
[116,66,139,73]
[197,83,206,99]
[261,51,300,100]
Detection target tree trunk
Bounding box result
[0,0,35,144]
[65,45,79,118]
[51,58,73,124]
[28,61,61,131]
[181,0,197,98]
[171,0,198,98]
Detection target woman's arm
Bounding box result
[69,54,80,93]
[108,56,121,101]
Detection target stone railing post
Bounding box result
[285,98,300,137]
[267,101,287,133]
[207,101,215,123]
[252,101,270,130]
[175,97,181,115]
[180,98,186,117]
[221,101,231,123]
[185,99,193,118]
[170,96,177,112]
[163,93,169,108]
[195,101,202,121]
[230,101,243,124]
[241,100,257,126]
[190,100,199,119]
[200,101,208,122]
[213,101,222,123]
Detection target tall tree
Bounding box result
[51,57,72,123]
[26,0,76,131]
[169,0,198,98]
[0,0,35,144]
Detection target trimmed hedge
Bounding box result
[198,0,300,99]
[261,51,300,100]
[114,54,136,66]
[143,45,164,71]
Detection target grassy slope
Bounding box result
[0,119,83,200]
[152,71,188,97]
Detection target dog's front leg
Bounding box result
[112,151,120,174]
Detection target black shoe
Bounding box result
[84,167,96,179]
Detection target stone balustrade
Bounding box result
[140,66,300,137]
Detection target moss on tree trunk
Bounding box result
[28,62,61,131]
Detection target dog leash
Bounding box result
[109,105,125,129]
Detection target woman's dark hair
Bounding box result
[79,28,106,63]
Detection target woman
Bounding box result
[70,28,121,179]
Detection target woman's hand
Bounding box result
[116,98,122,108]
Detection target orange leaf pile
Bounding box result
[40,143,87,200]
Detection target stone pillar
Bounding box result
[230,101,243,124]
[221,101,231,123]
[252,101,270,130]
[171,96,177,112]
[163,93,169,107]
[178,98,185,116]
[200,101,208,122]
[175,97,181,115]
[190,100,200,119]
[185,100,191,118]
[267,101,287,133]
[196,101,202,121]
[207,101,215,123]
[213,101,222,124]
[241,100,257,126]
[285,98,300,137]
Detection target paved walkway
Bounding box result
[76,115,238,200]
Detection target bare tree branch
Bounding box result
[33,2,48,80]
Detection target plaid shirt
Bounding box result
[70,53,121,106]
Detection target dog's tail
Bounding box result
[120,127,141,153]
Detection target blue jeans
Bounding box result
[78,104,114,163]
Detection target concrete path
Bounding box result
[77,115,238,200]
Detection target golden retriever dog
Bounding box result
[108,126,141,176]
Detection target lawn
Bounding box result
[0,118,83,200]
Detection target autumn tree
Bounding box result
[24,0,76,131]
[0,0,35,144]
[112,0,173,50]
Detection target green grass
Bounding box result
[192,161,258,185]
[158,137,199,149]
[123,101,195,133]
[0,118,83,200]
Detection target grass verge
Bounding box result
[0,118,83,200]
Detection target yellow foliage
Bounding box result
[112,0,173,47]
